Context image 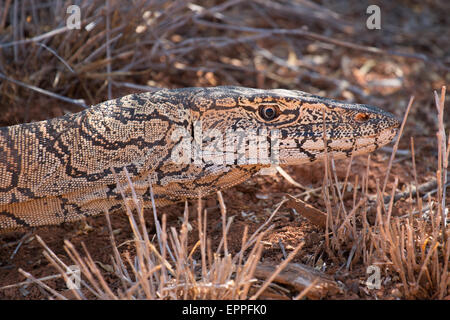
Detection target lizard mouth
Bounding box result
[278,126,399,165]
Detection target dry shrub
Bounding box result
[320,88,449,299]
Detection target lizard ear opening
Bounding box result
[259,105,280,121]
[354,113,370,122]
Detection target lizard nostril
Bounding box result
[354,113,370,122]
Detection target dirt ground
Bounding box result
[0,0,449,299]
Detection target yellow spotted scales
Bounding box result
[0,86,399,232]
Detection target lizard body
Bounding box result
[0,86,399,232]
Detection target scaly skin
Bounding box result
[0,86,399,231]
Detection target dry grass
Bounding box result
[319,88,449,299]
[18,169,302,300]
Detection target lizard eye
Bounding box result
[355,113,370,122]
[259,105,279,121]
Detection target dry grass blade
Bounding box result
[0,72,87,107]
[382,96,414,195]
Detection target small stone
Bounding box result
[391,288,402,298]
[255,193,269,200]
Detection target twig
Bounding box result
[9,232,32,260]
[0,273,62,291]
[0,23,84,48]
[250,242,303,299]
[278,239,287,260]
[373,176,450,204]
[193,19,450,71]
[105,0,112,100]
[286,195,327,229]
[35,43,75,73]
[276,166,306,189]
[253,0,355,33]
[0,72,87,108]
[18,269,68,299]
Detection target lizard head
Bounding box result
[186,86,400,166]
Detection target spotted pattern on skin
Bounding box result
[0,86,400,232]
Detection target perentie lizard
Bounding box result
[0,86,399,232]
